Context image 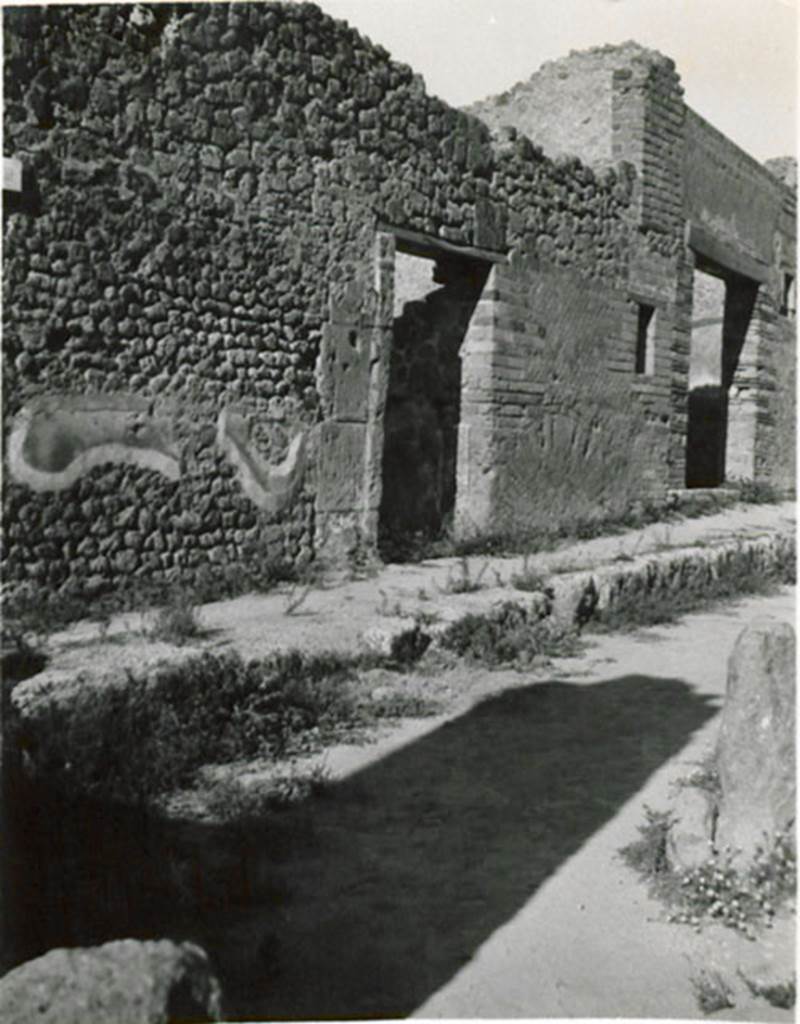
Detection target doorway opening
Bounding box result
[378,248,490,560]
[685,258,758,487]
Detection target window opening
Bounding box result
[635,303,656,375]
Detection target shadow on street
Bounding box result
[217,672,717,1019]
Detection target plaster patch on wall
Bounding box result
[7,400,181,492]
[216,410,306,516]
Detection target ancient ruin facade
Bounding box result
[2,4,796,599]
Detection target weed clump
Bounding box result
[592,540,793,632]
[739,972,795,1009]
[730,478,783,505]
[388,623,432,666]
[144,588,203,645]
[444,556,488,594]
[690,968,736,1014]
[618,805,675,878]
[205,763,331,822]
[510,556,549,593]
[9,647,439,806]
[1,632,48,685]
[439,602,579,667]
[621,811,796,940]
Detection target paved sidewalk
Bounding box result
[39,500,795,676]
[410,588,796,1020]
[15,503,796,1020]
[214,587,795,1021]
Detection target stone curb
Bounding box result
[10,530,794,720]
[360,531,795,655]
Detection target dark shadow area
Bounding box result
[687,384,725,487]
[378,254,490,560]
[686,259,758,488]
[2,673,717,1017]
[214,673,716,1018]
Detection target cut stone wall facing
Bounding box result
[685,109,791,272]
[458,257,670,535]
[470,41,795,501]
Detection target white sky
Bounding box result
[315,0,798,163]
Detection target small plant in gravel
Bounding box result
[8,644,442,806]
[144,587,204,645]
[738,970,796,1009]
[730,478,783,506]
[344,527,376,581]
[622,809,796,940]
[376,589,407,618]
[673,752,722,801]
[205,763,331,822]
[509,556,549,593]
[439,601,580,667]
[619,805,675,878]
[689,968,736,1014]
[444,555,489,594]
[283,580,314,616]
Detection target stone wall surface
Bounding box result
[685,109,793,273]
[465,44,620,169]
[461,258,671,533]
[2,4,795,598]
[2,2,637,596]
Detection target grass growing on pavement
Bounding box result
[620,806,796,941]
[144,587,204,645]
[439,601,580,667]
[509,555,550,593]
[8,647,440,806]
[590,541,794,632]
[689,968,736,1014]
[443,556,489,594]
[204,762,332,822]
[739,972,796,1009]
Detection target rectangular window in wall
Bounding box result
[780,273,796,318]
[635,303,656,375]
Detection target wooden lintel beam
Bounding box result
[377,222,508,264]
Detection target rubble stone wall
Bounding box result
[2,4,794,598]
[2,2,639,594]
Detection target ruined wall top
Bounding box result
[465,41,681,168]
[764,156,798,190]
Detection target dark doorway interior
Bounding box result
[686,259,757,488]
[378,250,489,559]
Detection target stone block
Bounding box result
[316,421,366,512]
[715,619,796,859]
[0,939,222,1024]
[666,784,716,870]
[317,320,371,422]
